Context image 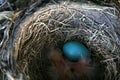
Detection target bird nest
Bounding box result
[0,2,120,80]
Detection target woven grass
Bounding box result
[0,2,120,80]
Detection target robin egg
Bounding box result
[63,41,91,61]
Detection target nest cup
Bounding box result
[1,2,120,80]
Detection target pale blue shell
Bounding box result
[63,41,91,61]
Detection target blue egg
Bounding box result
[63,41,91,61]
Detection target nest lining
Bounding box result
[0,2,120,80]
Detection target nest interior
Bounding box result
[1,2,120,80]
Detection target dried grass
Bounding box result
[0,2,120,80]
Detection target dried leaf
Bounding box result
[0,11,14,20]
